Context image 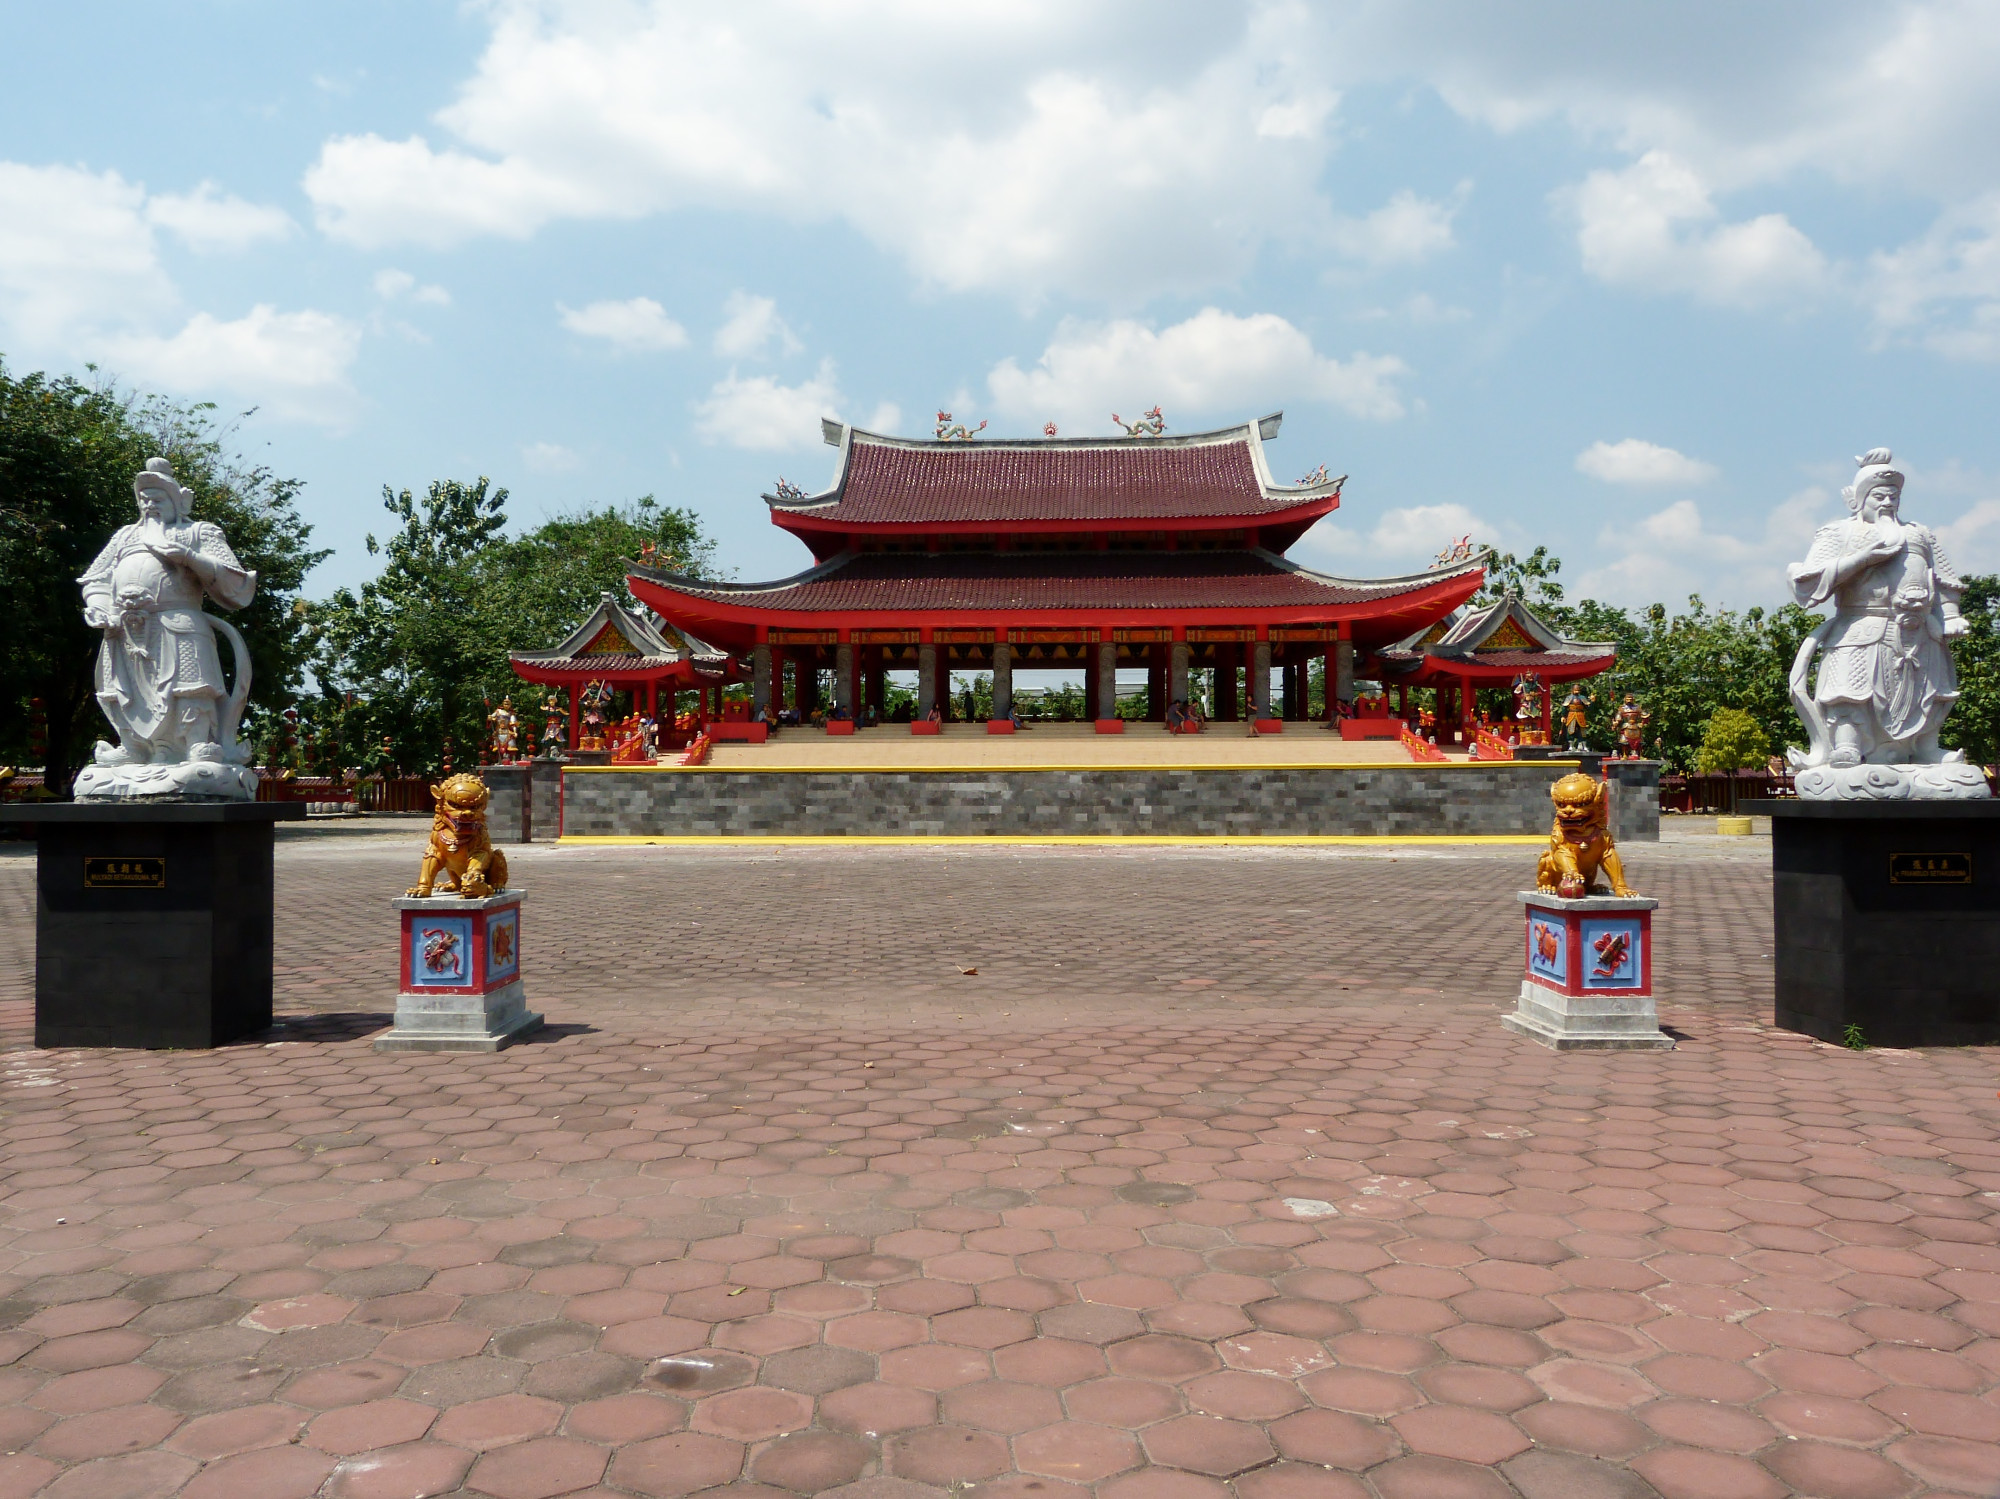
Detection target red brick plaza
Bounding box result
[0,830,1997,1499]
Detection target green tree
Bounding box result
[1943,575,2000,764]
[0,365,324,792]
[1695,707,1772,772]
[308,490,717,772]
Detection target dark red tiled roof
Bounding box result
[773,421,1339,527]
[635,550,1470,613]
[1379,647,1614,669]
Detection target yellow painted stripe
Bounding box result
[560,761,1578,775]
[556,833,1547,846]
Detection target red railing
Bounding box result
[680,731,714,767]
[1471,729,1514,761]
[1401,725,1449,763]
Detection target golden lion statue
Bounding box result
[407,773,509,898]
[1535,771,1633,898]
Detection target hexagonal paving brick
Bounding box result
[1141,1414,1278,1477]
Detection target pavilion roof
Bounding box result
[1375,592,1616,677]
[509,591,732,679]
[765,413,1344,532]
[628,550,1486,651]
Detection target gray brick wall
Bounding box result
[559,762,1661,840]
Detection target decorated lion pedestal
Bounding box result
[376,777,542,1052]
[1504,773,1672,1051]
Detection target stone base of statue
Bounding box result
[377,891,543,1052]
[1503,892,1673,1050]
[1792,761,1990,801]
[1746,799,2000,1047]
[74,752,259,803]
[9,800,304,1048]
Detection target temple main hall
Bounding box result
[627,413,1491,728]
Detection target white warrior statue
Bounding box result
[1785,447,1989,800]
[74,458,260,801]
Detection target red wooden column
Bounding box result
[568,693,579,751]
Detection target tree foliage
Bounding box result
[306,486,716,772]
[1696,707,1772,773]
[0,364,325,791]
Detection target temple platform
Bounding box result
[704,721,1444,769]
[556,752,1660,843]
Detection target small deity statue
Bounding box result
[1512,672,1545,729]
[1785,448,1989,798]
[1536,772,1634,899]
[540,693,568,759]
[578,680,613,751]
[74,458,259,800]
[1562,687,1594,746]
[487,697,520,762]
[1613,695,1651,760]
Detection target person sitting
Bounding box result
[861,703,878,727]
[830,702,851,721]
[1007,704,1028,730]
[924,701,943,724]
[1184,700,1206,733]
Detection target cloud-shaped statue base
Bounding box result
[1792,762,1990,802]
[74,759,260,803]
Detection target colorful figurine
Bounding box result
[1512,672,1546,745]
[1535,772,1634,899]
[1112,406,1166,437]
[1562,687,1594,746]
[407,773,508,899]
[935,411,987,441]
[579,680,613,751]
[486,696,520,762]
[540,693,567,759]
[1613,694,1651,760]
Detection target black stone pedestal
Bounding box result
[10,801,305,1048]
[1747,799,2000,1048]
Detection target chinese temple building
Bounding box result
[509,592,739,749]
[627,414,1488,725]
[1374,593,1617,746]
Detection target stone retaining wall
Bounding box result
[557,761,1661,841]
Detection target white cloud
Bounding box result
[987,308,1409,432]
[713,292,800,359]
[1298,501,1495,575]
[1869,194,2000,360]
[300,3,1342,301]
[865,401,902,435]
[1572,489,1838,606]
[0,161,356,424]
[1939,498,2000,574]
[373,268,451,306]
[145,182,295,253]
[1569,151,1828,307]
[104,306,361,424]
[1330,187,1463,266]
[557,296,688,352]
[694,359,842,449]
[1575,439,1719,487]
[522,440,582,473]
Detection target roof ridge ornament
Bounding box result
[934,410,986,441]
[1430,535,1476,569]
[1112,406,1166,438]
[1297,463,1330,486]
[771,476,807,503]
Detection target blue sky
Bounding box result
[6,1,2000,611]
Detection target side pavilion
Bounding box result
[508,592,739,750]
[627,413,1488,725]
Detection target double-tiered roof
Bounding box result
[629,414,1484,651]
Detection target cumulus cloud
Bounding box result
[145,182,295,253]
[1575,438,1719,486]
[1296,501,1495,575]
[1571,489,1839,606]
[987,309,1410,432]
[713,292,800,359]
[1568,151,1828,306]
[1330,187,1464,266]
[0,161,356,423]
[105,306,362,424]
[300,3,1341,301]
[557,296,688,352]
[694,359,843,449]
[374,268,451,306]
[1869,194,2000,360]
